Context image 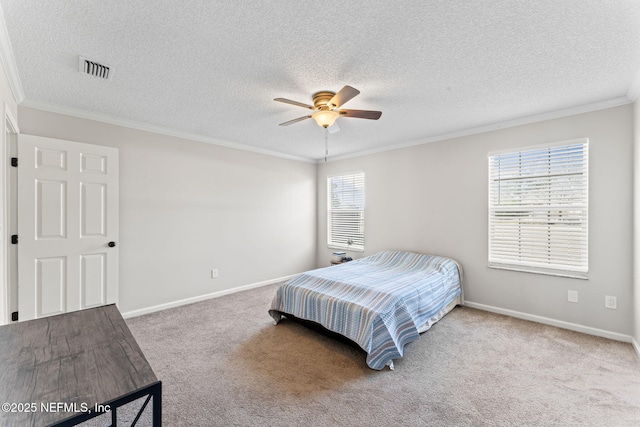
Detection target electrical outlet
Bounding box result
[211,269,219,278]
[605,295,617,309]
[567,290,578,303]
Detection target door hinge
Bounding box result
[11,235,18,244]
[10,157,17,167]
[11,311,18,322]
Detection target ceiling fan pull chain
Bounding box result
[325,127,329,162]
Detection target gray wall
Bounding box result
[18,107,317,315]
[318,105,634,336]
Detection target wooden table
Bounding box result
[0,304,161,426]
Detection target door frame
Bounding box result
[1,103,18,325]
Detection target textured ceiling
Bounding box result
[2,1,640,161]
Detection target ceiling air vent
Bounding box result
[79,56,112,80]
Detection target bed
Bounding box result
[268,250,463,370]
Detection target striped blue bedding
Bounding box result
[269,250,462,370]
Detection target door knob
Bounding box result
[108,241,116,247]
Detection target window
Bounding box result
[488,139,588,278]
[327,172,365,251]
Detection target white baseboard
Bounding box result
[463,301,633,344]
[632,337,640,360]
[121,274,295,319]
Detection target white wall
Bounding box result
[318,105,634,337]
[634,99,640,354]
[0,56,18,324]
[18,106,317,315]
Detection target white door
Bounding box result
[18,135,119,321]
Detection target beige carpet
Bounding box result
[98,283,640,426]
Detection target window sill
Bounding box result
[488,263,588,280]
[328,245,365,253]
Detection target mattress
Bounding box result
[269,250,463,370]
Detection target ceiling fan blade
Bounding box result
[329,85,360,108]
[339,109,382,120]
[274,98,314,110]
[279,115,312,126]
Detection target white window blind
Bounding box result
[328,172,365,251]
[488,139,588,278]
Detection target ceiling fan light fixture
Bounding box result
[275,85,381,129]
[312,110,339,128]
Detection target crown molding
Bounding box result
[19,99,316,163]
[20,95,632,166]
[324,96,632,163]
[0,4,24,103]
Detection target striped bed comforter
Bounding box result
[268,250,462,370]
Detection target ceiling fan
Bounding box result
[274,85,382,129]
